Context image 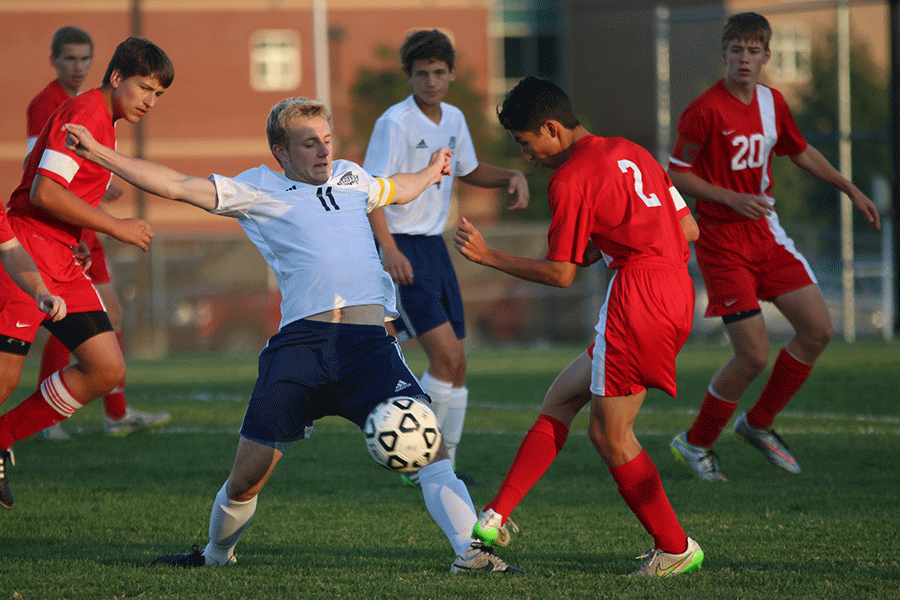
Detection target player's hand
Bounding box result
[506,171,530,210]
[381,246,414,286]
[429,148,453,179]
[37,294,67,322]
[113,217,154,251]
[581,239,603,266]
[72,240,92,273]
[453,217,490,264]
[101,182,124,204]
[850,190,881,230]
[62,123,98,159]
[727,193,772,219]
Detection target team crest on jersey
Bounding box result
[415,139,427,149]
[448,136,457,150]
[337,171,359,186]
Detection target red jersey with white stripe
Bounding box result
[547,135,691,270]
[669,81,806,222]
[8,89,115,249]
[27,79,71,154]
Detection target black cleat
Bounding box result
[149,545,206,567]
[0,449,14,509]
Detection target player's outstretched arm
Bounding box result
[0,239,67,321]
[789,146,880,230]
[454,217,576,287]
[388,148,452,205]
[459,164,530,210]
[63,123,218,211]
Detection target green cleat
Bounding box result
[632,537,704,577]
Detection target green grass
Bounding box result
[1,341,899,599]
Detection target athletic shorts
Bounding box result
[240,318,429,449]
[590,258,694,398]
[388,234,465,342]
[0,222,104,343]
[696,214,816,318]
[82,230,111,284]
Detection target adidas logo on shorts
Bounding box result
[395,380,412,392]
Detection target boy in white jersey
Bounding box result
[668,12,880,482]
[364,30,529,484]
[62,97,522,574]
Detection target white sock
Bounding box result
[203,481,257,565]
[418,459,476,557]
[419,371,453,427]
[442,387,468,466]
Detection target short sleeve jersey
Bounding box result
[363,95,479,236]
[669,81,807,222]
[8,89,115,247]
[27,79,71,155]
[547,135,691,270]
[208,160,399,327]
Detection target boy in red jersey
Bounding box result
[667,13,880,482]
[454,76,703,576]
[0,37,174,509]
[27,27,170,441]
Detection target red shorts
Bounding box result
[0,220,104,343]
[590,258,694,398]
[82,229,111,284]
[696,214,816,318]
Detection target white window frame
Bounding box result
[770,24,812,83]
[250,30,301,92]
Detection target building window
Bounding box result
[250,30,300,92]
[770,24,811,83]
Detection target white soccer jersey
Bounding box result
[208,160,398,327]
[364,95,479,236]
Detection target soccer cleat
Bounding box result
[104,408,172,437]
[451,541,524,574]
[0,449,14,509]
[453,469,486,488]
[37,424,71,441]
[148,545,236,567]
[472,509,520,548]
[670,431,727,482]
[400,471,420,488]
[733,413,801,475]
[632,537,704,577]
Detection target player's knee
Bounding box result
[92,360,126,393]
[0,377,19,404]
[737,351,768,380]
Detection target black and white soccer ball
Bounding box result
[363,396,441,473]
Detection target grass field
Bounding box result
[1,340,898,599]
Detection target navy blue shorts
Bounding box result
[240,319,428,450]
[389,234,465,342]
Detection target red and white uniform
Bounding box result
[669,81,816,316]
[548,135,694,398]
[0,89,112,341]
[27,79,71,155]
[27,81,112,285]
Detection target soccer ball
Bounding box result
[363,396,441,473]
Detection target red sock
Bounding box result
[0,372,83,450]
[687,390,739,448]
[609,449,686,555]
[37,334,71,387]
[486,414,569,521]
[747,348,812,429]
[102,333,127,420]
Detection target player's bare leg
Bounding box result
[0,352,28,407]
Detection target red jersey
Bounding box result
[0,205,14,244]
[669,81,807,223]
[27,79,71,153]
[546,135,691,271]
[8,89,115,249]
